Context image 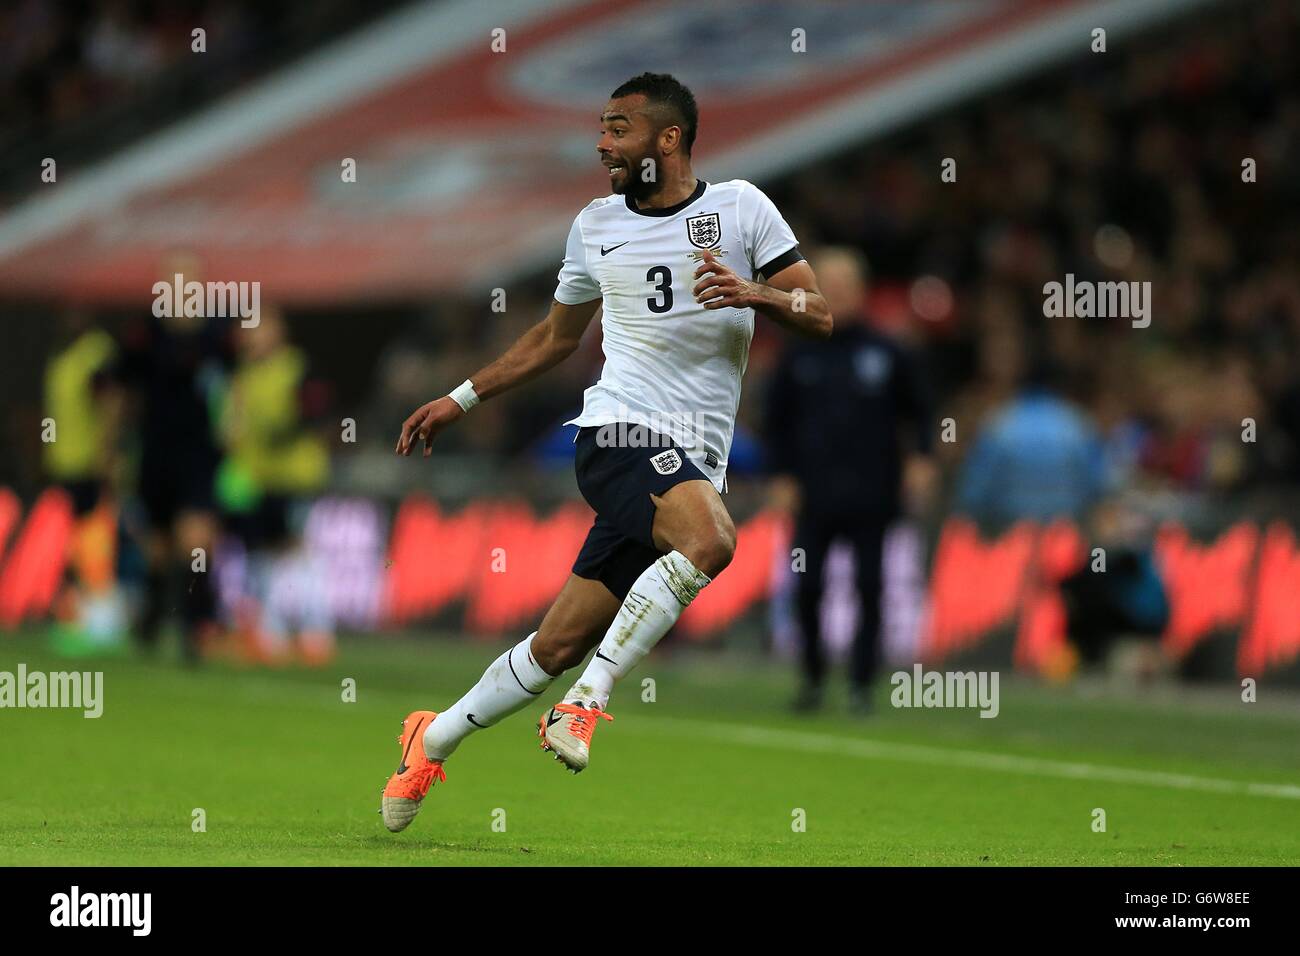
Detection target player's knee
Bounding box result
[681,523,735,579]
[531,625,590,675]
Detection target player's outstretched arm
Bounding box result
[396,296,601,457]
[692,250,832,339]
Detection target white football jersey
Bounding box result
[554,179,801,491]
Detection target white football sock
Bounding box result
[424,632,555,760]
[564,551,711,710]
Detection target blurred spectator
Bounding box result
[765,248,935,713]
[1060,498,1170,669]
[111,253,233,662]
[218,305,334,665]
[43,307,126,653]
[43,308,117,515]
[956,350,1108,527]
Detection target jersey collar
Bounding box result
[624,179,708,217]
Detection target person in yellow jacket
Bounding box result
[219,305,334,665]
[43,309,127,654]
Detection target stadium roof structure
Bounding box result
[0,0,1224,305]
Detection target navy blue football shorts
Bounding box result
[570,425,710,599]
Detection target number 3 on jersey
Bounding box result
[646,265,672,314]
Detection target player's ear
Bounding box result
[659,124,681,156]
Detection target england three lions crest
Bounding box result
[686,212,721,249]
[649,449,682,475]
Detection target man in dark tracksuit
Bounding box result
[764,247,934,713]
[113,303,234,663]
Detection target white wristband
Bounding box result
[448,379,480,413]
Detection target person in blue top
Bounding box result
[957,353,1109,528]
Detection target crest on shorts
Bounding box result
[686,212,721,249]
[649,449,683,475]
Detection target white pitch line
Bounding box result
[633,717,1300,801]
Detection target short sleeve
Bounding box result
[553,213,601,304]
[739,182,802,279]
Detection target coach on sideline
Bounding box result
[764,247,936,714]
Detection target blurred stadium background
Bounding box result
[3,0,1300,869]
[3,0,1297,684]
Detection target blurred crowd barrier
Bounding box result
[4,483,1298,684]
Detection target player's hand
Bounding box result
[396,396,464,457]
[693,249,762,310]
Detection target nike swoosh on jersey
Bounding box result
[600,241,630,256]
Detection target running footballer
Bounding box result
[382,72,831,833]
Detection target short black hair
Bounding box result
[610,72,698,155]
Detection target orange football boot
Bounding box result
[381,710,446,832]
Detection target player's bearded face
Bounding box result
[604,137,659,198]
[599,102,661,199]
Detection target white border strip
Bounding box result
[0,0,587,260]
[499,0,1231,285]
[0,0,1234,284]
[709,0,1231,185]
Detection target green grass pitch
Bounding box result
[2,630,1298,866]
